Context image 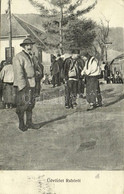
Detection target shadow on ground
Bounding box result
[104,94,124,107]
[37,110,77,129]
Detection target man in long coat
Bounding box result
[51,56,60,87]
[32,54,44,96]
[81,52,102,111]
[13,38,41,132]
[56,54,64,84]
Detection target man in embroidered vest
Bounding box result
[13,38,41,132]
[81,52,102,111]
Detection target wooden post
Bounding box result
[104,42,112,64]
[8,0,12,63]
[105,45,108,63]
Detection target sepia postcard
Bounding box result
[0,0,124,193]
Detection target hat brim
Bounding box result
[20,42,35,47]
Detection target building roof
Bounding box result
[114,53,124,60]
[1,14,27,37]
[13,15,46,48]
[110,53,124,65]
[1,14,47,49]
[1,14,45,38]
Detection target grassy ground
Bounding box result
[0,83,124,170]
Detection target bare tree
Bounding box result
[95,16,110,62]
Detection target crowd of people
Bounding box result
[0,37,122,132]
[50,52,102,110]
[100,61,123,84]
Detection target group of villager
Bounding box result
[0,38,103,132]
[50,51,102,110]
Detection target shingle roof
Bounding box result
[13,15,46,48]
[1,14,26,37]
[1,14,44,37]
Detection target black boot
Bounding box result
[17,112,28,132]
[26,110,40,129]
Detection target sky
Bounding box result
[1,0,124,27]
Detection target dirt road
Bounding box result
[0,84,124,170]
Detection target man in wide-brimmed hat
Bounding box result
[19,38,35,47]
[13,38,41,132]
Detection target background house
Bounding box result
[110,53,124,80]
[0,14,51,73]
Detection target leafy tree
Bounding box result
[29,0,97,53]
[63,18,96,53]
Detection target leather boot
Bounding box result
[26,110,32,126]
[26,110,40,129]
[17,112,28,132]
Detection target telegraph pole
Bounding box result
[8,0,12,63]
[104,42,112,63]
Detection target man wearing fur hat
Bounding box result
[13,38,41,132]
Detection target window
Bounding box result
[5,47,15,63]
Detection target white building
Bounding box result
[0,14,51,73]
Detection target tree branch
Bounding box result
[75,0,97,16]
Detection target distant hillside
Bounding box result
[109,27,124,52]
[1,14,124,53]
